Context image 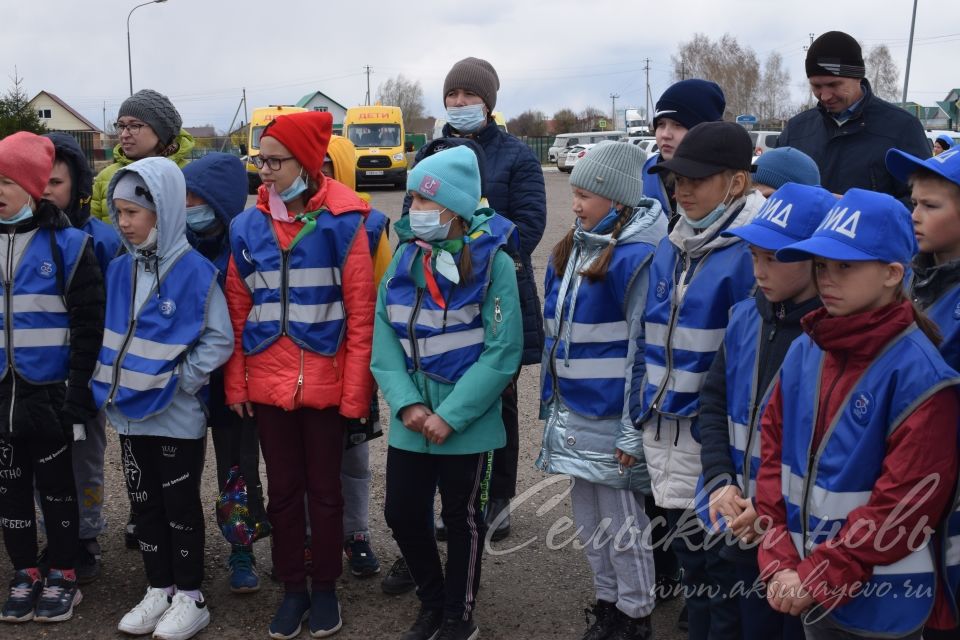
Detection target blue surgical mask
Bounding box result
[410,208,453,242]
[446,104,487,133]
[586,206,621,234]
[279,174,308,202]
[0,203,34,225]
[185,204,218,232]
[681,178,735,230]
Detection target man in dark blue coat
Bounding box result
[777,30,930,206]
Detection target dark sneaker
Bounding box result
[0,570,42,622]
[308,589,342,638]
[34,569,82,623]
[610,610,652,640]
[434,514,447,542]
[677,603,688,631]
[381,557,416,595]
[228,548,260,593]
[582,600,618,640]
[344,533,381,578]
[485,498,510,542]
[125,513,138,550]
[76,539,102,585]
[268,591,310,640]
[400,605,443,640]
[435,617,479,640]
[654,571,680,603]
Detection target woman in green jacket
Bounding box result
[91,89,194,221]
[372,146,521,640]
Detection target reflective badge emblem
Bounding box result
[851,391,873,426]
[159,298,177,318]
[655,279,668,301]
[37,260,56,279]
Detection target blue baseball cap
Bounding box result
[885,146,960,187]
[776,188,917,264]
[722,183,835,251]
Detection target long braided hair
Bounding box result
[550,205,630,283]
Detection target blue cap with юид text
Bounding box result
[722,183,835,251]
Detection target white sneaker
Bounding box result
[118,587,172,635]
[153,592,210,640]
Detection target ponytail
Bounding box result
[895,288,942,346]
[550,207,631,284]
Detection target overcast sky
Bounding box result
[4,0,958,133]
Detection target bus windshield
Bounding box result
[348,124,401,148]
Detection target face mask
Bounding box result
[410,208,453,242]
[279,174,308,202]
[446,104,487,133]
[185,204,218,232]
[681,178,735,230]
[0,202,34,225]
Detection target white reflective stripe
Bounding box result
[250,303,282,323]
[91,361,174,393]
[946,534,960,567]
[730,421,750,452]
[808,484,872,521]
[289,302,344,324]
[399,327,485,360]
[746,478,757,498]
[12,294,66,314]
[646,322,725,353]
[387,304,478,329]
[12,328,68,348]
[569,321,628,343]
[545,318,556,335]
[556,357,627,380]
[102,329,126,351]
[101,329,186,362]
[872,548,933,575]
[288,267,340,288]
[245,270,281,290]
[91,362,113,385]
[644,364,705,394]
[782,464,804,505]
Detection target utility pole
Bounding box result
[242,87,248,127]
[609,93,619,128]
[103,101,107,133]
[364,66,373,106]
[680,59,686,81]
[902,0,919,104]
[644,58,652,128]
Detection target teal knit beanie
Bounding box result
[407,146,481,219]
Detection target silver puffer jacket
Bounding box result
[536,198,667,492]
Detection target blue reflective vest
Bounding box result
[642,154,672,217]
[0,228,87,385]
[229,207,363,356]
[640,237,755,421]
[385,229,506,384]
[365,209,389,255]
[542,242,655,418]
[80,216,122,278]
[780,325,959,636]
[91,250,218,420]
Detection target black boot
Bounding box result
[610,609,652,640]
[484,498,510,541]
[581,600,618,640]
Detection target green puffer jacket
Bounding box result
[91,129,195,221]
[371,210,522,455]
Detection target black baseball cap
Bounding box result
[648,121,755,179]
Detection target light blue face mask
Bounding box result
[185,204,218,232]
[279,174,308,202]
[682,178,734,230]
[446,104,487,133]
[410,208,453,242]
[0,202,34,225]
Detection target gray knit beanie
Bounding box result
[118,89,182,146]
[443,57,500,111]
[112,171,156,211]
[570,141,647,206]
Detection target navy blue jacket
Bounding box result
[777,80,930,206]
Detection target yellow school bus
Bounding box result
[245,105,306,193]
[343,105,407,189]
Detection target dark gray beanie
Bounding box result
[570,141,647,206]
[118,89,182,145]
[443,57,500,111]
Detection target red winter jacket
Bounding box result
[223,177,375,418]
[755,301,960,628]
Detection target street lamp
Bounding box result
[127,0,169,96]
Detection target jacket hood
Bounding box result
[45,132,93,226]
[669,189,766,257]
[181,153,247,226]
[911,252,960,309]
[110,129,196,168]
[573,197,667,252]
[108,156,189,259]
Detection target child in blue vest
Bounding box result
[372,146,522,640]
[696,183,835,640]
[756,189,960,640]
[537,141,666,640]
[0,132,104,625]
[93,158,233,640]
[885,146,960,639]
[181,152,269,594]
[638,121,765,640]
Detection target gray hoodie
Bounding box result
[104,157,233,439]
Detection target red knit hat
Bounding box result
[262,111,333,183]
[0,131,55,201]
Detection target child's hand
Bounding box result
[400,404,432,433]
[709,484,744,529]
[421,414,453,445]
[230,402,255,418]
[729,495,759,542]
[615,449,636,467]
[767,569,815,615]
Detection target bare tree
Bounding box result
[376,74,425,130]
[756,52,792,124]
[671,33,760,120]
[865,44,900,102]
[552,108,579,134]
[579,106,606,131]
[506,110,548,137]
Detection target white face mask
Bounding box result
[409,208,452,242]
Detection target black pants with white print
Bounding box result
[121,434,205,590]
[0,434,78,570]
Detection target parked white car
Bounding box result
[622,136,659,156]
[749,130,781,157]
[557,144,595,173]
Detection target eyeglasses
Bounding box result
[113,121,148,135]
[252,155,296,170]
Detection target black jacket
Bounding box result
[777,80,930,207]
[0,200,105,438]
[699,291,823,489]
[911,253,960,311]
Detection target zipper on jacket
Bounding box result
[294,349,305,406]
[408,287,425,371]
[493,297,502,336]
[107,265,140,405]
[280,249,290,336]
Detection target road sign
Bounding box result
[598,119,607,130]
[735,114,758,125]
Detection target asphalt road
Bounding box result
[0,168,686,639]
